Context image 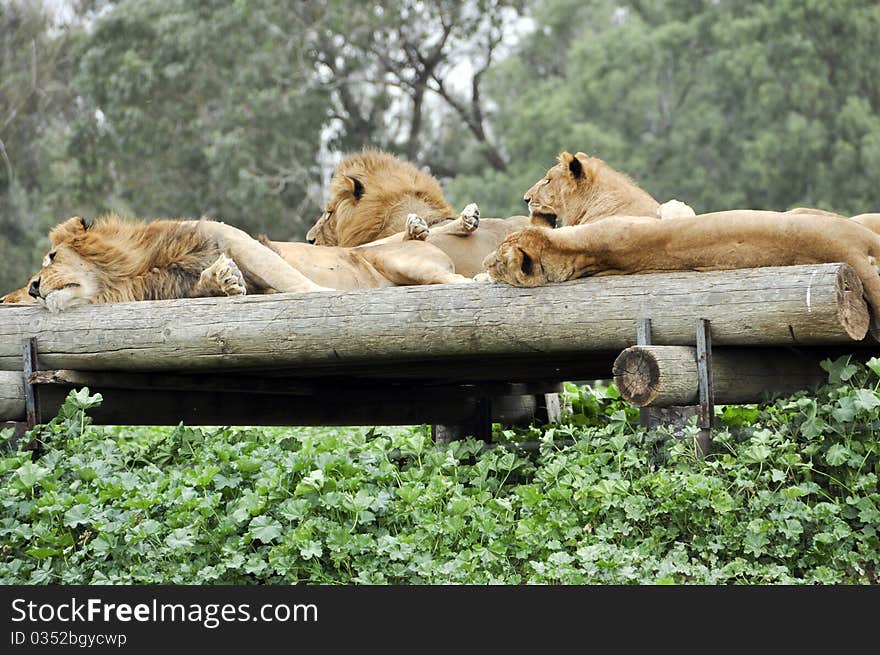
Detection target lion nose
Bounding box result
[306,236,316,245]
[523,195,531,205]
[28,278,41,299]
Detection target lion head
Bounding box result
[26,216,105,312]
[306,149,455,246]
[523,151,661,227]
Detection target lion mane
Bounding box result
[307,149,456,246]
[37,215,227,307]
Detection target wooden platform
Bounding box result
[0,263,875,435]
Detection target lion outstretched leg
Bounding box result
[203,221,330,292]
[191,255,247,297]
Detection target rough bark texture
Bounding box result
[614,345,828,407]
[0,371,24,421]
[0,264,869,374]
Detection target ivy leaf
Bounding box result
[299,541,323,559]
[821,357,860,384]
[63,504,91,528]
[16,462,49,488]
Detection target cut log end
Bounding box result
[836,265,870,340]
[612,346,661,407]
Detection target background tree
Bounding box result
[2,0,879,293]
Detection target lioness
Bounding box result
[306,149,531,277]
[4,212,478,311]
[483,211,880,320]
[523,151,695,227]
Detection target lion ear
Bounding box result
[346,175,365,201]
[80,215,94,230]
[49,216,89,245]
[560,151,586,180]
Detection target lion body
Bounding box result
[262,238,473,289]
[18,214,328,311]
[8,213,477,311]
[485,210,880,320]
[306,149,531,276]
[523,151,661,227]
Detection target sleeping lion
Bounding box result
[305,149,531,277]
[3,212,479,311]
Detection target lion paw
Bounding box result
[473,272,492,283]
[200,254,246,296]
[459,203,480,232]
[405,213,430,241]
[658,199,696,219]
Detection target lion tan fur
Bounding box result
[307,149,456,246]
[523,151,661,227]
[484,210,880,320]
[6,212,480,311]
[305,149,530,277]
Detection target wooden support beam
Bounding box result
[613,345,828,407]
[23,338,39,428]
[695,318,714,456]
[0,373,562,427]
[0,264,870,375]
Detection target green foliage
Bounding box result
[2,360,879,585]
[5,0,880,293]
[447,0,880,218]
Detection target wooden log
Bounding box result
[0,263,869,373]
[613,345,828,407]
[0,371,24,422]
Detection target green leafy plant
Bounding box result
[1,362,878,584]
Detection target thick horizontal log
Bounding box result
[0,371,24,421]
[613,345,828,407]
[0,263,869,374]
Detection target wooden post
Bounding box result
[636,318,654,429]
[23,338,39,428]
[695,319,713,456]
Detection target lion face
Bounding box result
[524,151,660,227]
[307,150,453,247]
[24,216,103,312]
[30,244,101,312]
[306,206,341,246]
[524,166,570,229]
